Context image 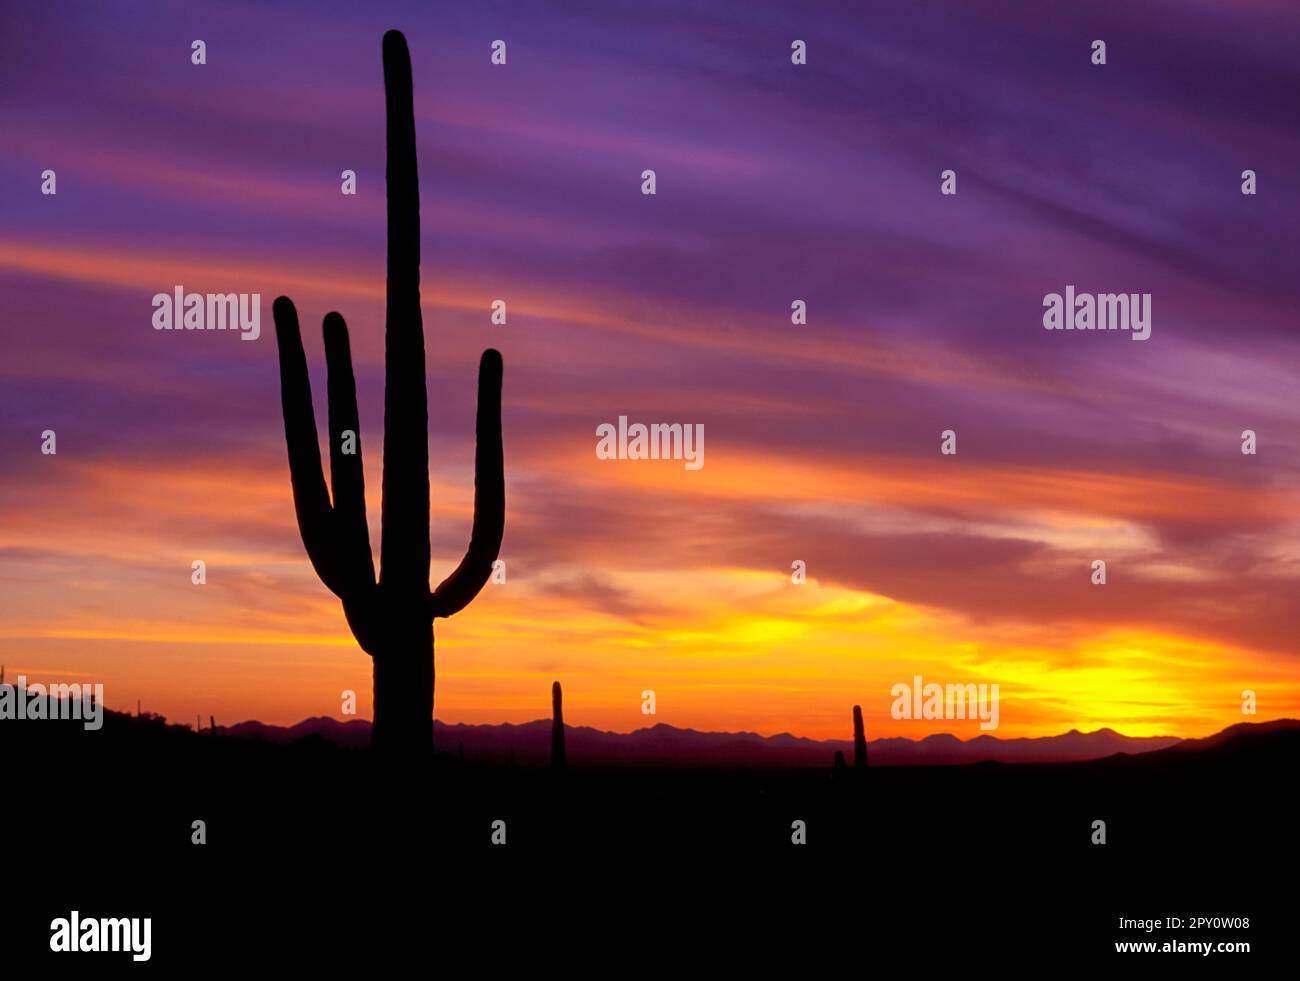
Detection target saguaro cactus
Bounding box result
[853,704,868,769]
[551,681,566,769]
[272,30,504,754]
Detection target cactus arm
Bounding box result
[273,296,352,596]
[430,349,504,618]
[378,29,430,593]
[323,312,376,591]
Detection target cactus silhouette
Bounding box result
[272,30,504,754]
[853,704,868,769]
[551,681,566,769]
[833,749,847,772]
[209,714,216,734]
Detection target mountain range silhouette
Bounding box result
[208,714,1297,767]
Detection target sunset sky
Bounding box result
[2,0,1298,741]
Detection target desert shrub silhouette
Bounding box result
[272,30,504,755]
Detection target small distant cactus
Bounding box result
[551,681,566,770]
[210,715,216,733]
[833,750,847,772]
[853,704,868,769]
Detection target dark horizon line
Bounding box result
[203,711,1300,748]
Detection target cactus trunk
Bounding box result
[371,646,433,751]
[551,681,566,769]
[853,704,867,769]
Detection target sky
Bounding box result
[2,0,1299,741]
